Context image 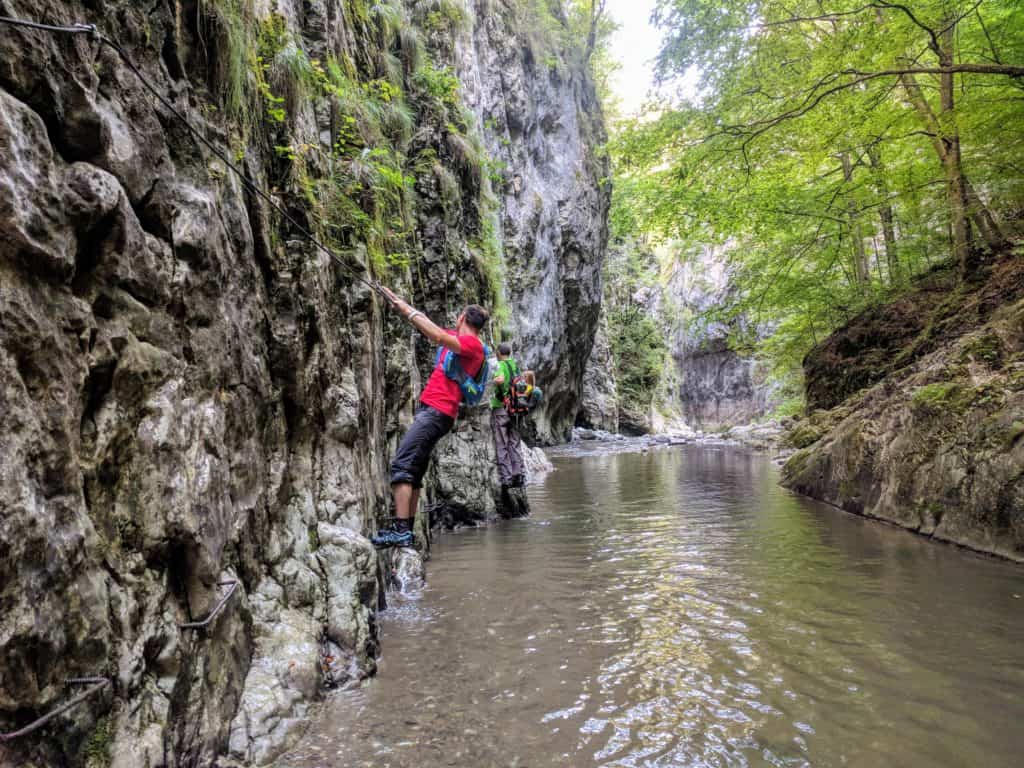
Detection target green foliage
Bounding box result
[83,716,114,768]
[416,0,471,35]
[445,130,484,191]
[911,381,969,413]
[412,61,461,111]
[770,397,805,421]
[199,0,257,122]
[472,203,510,331]
[608,305,667,411]
[961,333,1004,368]
[600,238,668,410]
[196,0,506,305]
[613,0,1024,394]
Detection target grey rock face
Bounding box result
[426,403,529,530]
[577,309,620,433]
[456,0,610,444]
[389,548,426,593]
[782,259,1024,560]
[662,247,778,430]
[524,444,555,482]
[0,1,605,765]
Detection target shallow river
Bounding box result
[280,444,1024,767]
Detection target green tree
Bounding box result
[612,0,1024,382]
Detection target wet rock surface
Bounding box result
[0,1,606,765]
[389,548,426,594]
[783,258,1024,560]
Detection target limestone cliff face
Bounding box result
[455,0,610,443]
[782,258,1024,561]
[590,240,772,436]
[0,1,606,765]
[576,308,619,433]
[662,246,777,430]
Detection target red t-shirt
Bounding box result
[420,333,485,418]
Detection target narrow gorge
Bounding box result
[0,1,606,765]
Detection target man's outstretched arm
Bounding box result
[380,287,462,353]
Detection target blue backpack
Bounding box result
[434,342,493,407]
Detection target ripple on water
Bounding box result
[277,446,1024,768]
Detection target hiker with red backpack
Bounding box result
[490,342,542,490]
[373,288,492,548]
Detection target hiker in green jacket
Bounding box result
[491,342,541,488]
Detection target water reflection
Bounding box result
[279,445,1024,768]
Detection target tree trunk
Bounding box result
[899,71,1005,272]
[936,25,974,277]
[584,0,606,64]
[841,152,870,286]
[963,177,1005,253]
[865,144,900,283]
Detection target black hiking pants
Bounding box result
[490,408,524,485]
[390,405,455,489]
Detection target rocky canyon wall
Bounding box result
[0,1,607,765]
[455,0,609,444]
[662,246,778,431]
[578,240,775,436]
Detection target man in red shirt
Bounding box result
[372,287,489,548]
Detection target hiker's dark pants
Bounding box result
[390,405,455,489]
[490,408,524,484]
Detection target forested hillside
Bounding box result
[598,0,1023,555]
[612,0,1022,393]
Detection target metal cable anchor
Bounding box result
[179,579,239,631]
[0,677,109,742]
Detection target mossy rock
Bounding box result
[1007,367,1024,391]
[910,382,973,414]
[1004,421,1024,450]
[784,405,850,448]
[960,332,1004,367]
[83,716,114,768]
[787,420,827,449]
[781,447,814,481]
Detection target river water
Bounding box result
[280,444,1024,767]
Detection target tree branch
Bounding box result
[706,63,1024,148]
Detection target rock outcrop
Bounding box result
[662,246,778,430]
[576,309,619,433]
[591,239,775,437]
[457,0,610,444]
[0,1,606,765]
[782,257,1024,560]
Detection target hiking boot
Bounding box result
[371,526,414,549]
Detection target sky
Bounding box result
[605,0,663,116]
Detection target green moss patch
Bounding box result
[910,382,972,414]
[84,716,114,768]
[960,332,1004,368]
[787,421,826,449]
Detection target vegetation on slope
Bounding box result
[610,0,1024,401]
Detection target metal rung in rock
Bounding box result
[179,580,239,630]
[0,677,109,742]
